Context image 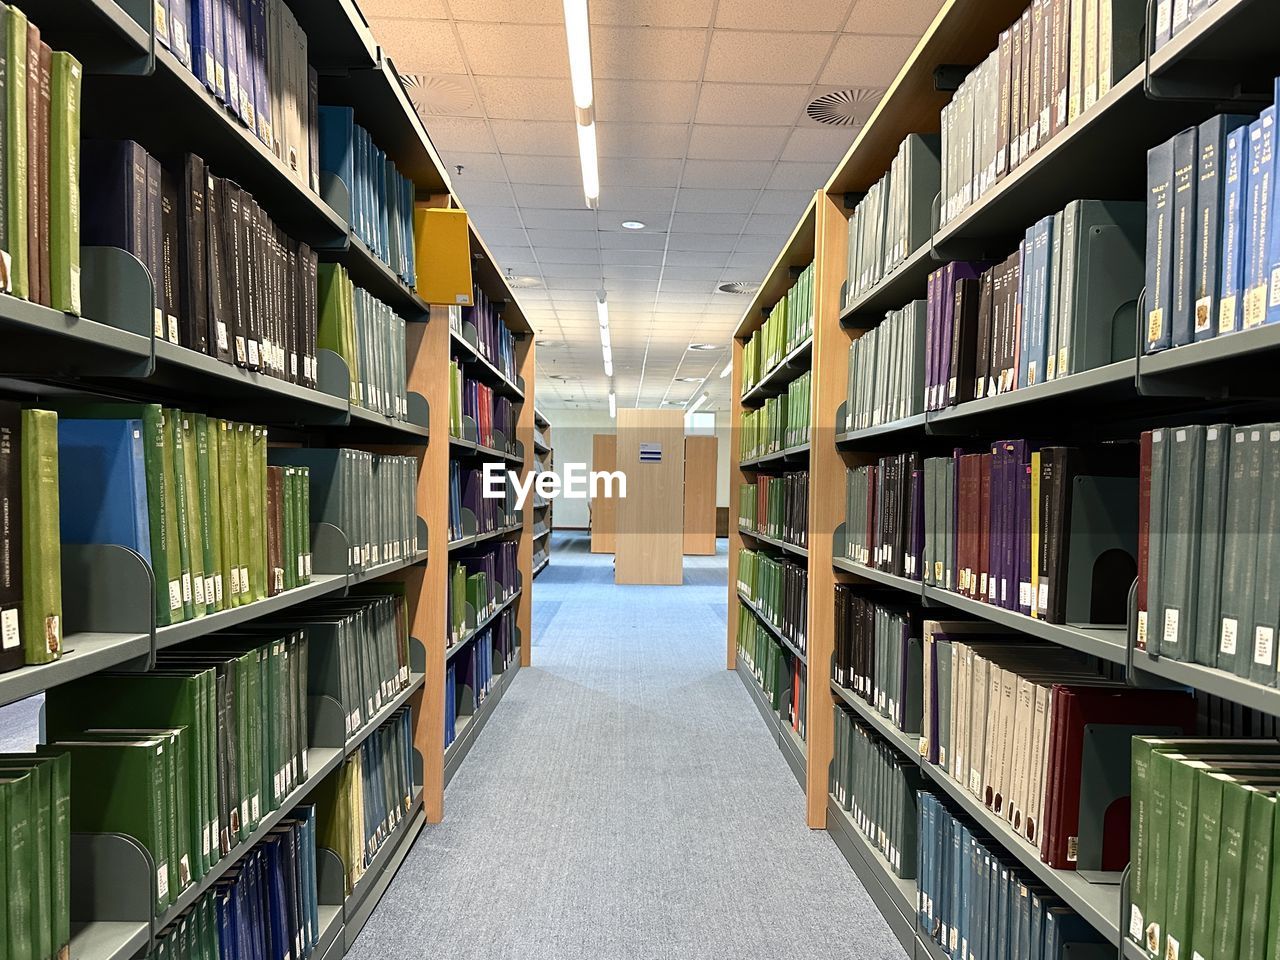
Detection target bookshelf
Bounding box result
[728,0,1280,956]
[533,408,552,577]
[1,1,536,958]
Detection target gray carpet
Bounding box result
[348,531,906,960]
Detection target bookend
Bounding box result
[319,173,353,234]
[406,392,430,432]
[833,522,849,563]
[312,522,354,578]
[317,349,360,419]
[457,507,479,544]
[461,415,480,445]
[70,832,158,937]
[1074,722,1182,880]
[1063,476,1138,626]
[835,401,848,436]
[491,428,510,455]
[61,543,155,664]
[1074,224,1142,372]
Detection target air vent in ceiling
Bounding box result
[806,87,884,126]
[717,282,759,296]
[504,272,542,288]
[401,75,474,117]
[688,343,720,352]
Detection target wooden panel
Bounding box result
[615,409,685,585]
[682,435,717,555]
[590,433,617,554]
[516,337,535,667]
[726,335,746,669]
[804,190,852,830]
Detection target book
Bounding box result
[0,401,18,674]
[1195,115,1252,341]
[1146,137,1175,353]
[56,419,152,566]
[20,409,59,666]
[1170,127,1198,347]
[47,51,80,316]
[4,4,28,299]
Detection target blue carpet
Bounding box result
[348,531,906,960]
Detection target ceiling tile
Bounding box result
[674,188,759,214]
[453,179,513,205]
[669,212,749,235]
[598,156,684,188]
[693,83,814,127]
[360,0,448,17]
[752,189,816,215]
[521,208,598,231]
[596,187,678,218]
[500,154,584,186]
[664,248,731,268]
[766,160,836,190]
[592,0,716,28]
[441,151,509,181]
[414,115,494,153]
[680,158,774,190]
[591,27,709,82]
[687,124,790,161]
[597,122,689,160]
[661,264,723,282]
[598,230,669,250]
[595,79,699,126]
[488,119,579,157]
[466,205,524,229]
[468,226,529,247]
[525,228,601,247]
[744,212,804,235]
[454,22,570,77]
[446,0,562,22]
[780,124,860,163]
[511,182,592,209]
[601,248,665,266]
[715,0,854,32]
[536,247,603,265]
[820,33,919,87]
[540,262,604,279]
[473,76,575,121]
[704,31,833,85]
[603,264,663,280]
[846,0,945,35]
[734,233,790,253]
[371,18,466,75]
[667,232,738,252]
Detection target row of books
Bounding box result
[159,0,316,195]
[742,606,806,742]
[0,7,81,312]
[446,461,517,542]
[1130,737,1280,960]
[83,144,322,386]
[740,262,814,392]
[447,542,518,646]
[833,587,920,734]
[458,285,519,384]
[939,0,1144,228]
[846,301,925,430]
[1154,0,1220,50]
[738,471,809,549]
[737,548,808,654]
[444,607,517,747]
[923,442,1137,625]
[831,707,923,879]
[739,371,811,461]
[1144,101,1280,354]
[270,448,418,574]
[142,806,321,960]
[843,453,923,581]
[1140,422,1280,687]
[919,628,1194,868]
[315,708,416,896]
[449,364,516,450]
[843,134,940,308]
[928,200,1142,412]
[317,263,409,420]
[318,106,418,285]
[45,628,313,913]
[0,751,69,960]
[918,790,1110,960]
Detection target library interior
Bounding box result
[2,0,1279,958]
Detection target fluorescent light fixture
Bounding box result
[562,0,593,111]
[622,220,645,230]
[719,360,732,378]
[603,353,613,377]
[599,325,611,349]
[608,390,616,418]
[596,295,609,328]
[577,122,599,205]
[687,394,709,416]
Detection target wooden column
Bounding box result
[516,337,535,667]
[726,336,746,669]
[615,408,685,585]
[804,190,851,830]
[683,435,718,555]
[590,433,617,554]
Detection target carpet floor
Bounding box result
[347,531,905,960]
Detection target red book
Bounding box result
[978,453,992,603]
[1136,430,1153,650]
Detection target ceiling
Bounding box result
[364,0,943,412]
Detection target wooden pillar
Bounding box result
[516,337,535,667]
[726,336,746,669]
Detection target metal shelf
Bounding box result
[836,412,928,447]
[1137,324,1280,399]
[156,574,350,649]
[830,680,924,769]
[532,557,550,579]
[446,590,522,663]
[1145,0,1280,100]
[448,436,522,463]
[0,631,151,712]
[342,791,425,948]
[69,920,152,960]
[825,796,919,956]
[738,526,809,560]
[447,523,523,552]
[347,549,429,587]
[13,0,153,74]
[443,659,521,787]
[733,659,806,790]
[832,556,922,596]
[736,591,807,665]
[740,336,813,407]
[739,441,811,470]
[323,233,431,324]
[838,243,936,330]
[449,331,525,401]
[1131,651,1280,718]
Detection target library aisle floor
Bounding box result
[348,531,903,960]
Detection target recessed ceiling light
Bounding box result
[688,343,719,352]
[622,220,645,230]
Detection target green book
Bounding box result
[1251,423,1280,686]
[1195,425,1232,666]
[5,4,28,300]
[1219,426,1264,676]
[1240,790,1276,959]
[1161,424,1206,661]
[167,412,194,622]
[232,424,250,605]
[47,738,171,916]
[48,51,80,315]
[21,409,60,664]
[1,771,33,960]
[249,427,266,602]
[203,417,224,612]
[282,466,296,592]
[215,421,239,609]
[298,466,311,584]
[180,414,207,616]
[194,415,219,613]
[0,754,68,960]
[1144,748,1176,957]
[1214,778,1274,960]
[0,774,7,960]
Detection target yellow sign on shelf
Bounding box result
[414,205,473,306]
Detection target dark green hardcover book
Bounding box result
[1251,423,1280,687]
[203,417,224,612]
[215,421,238,608]
[48,51,80,316]
[0,401,21,673]
[1,770,34,960]
[167,411,194,622]
[1161,424,1206,661]
[4,4,27,300]
[1195,425,1232,666]
[233,424,251,606]
[1239,791,1276,959]
[180,413,208,617]
[21,409,60,664]
[249,427,267,601]
[1146,428,1168,667]
[194,415,219,613]
[1219,426,1264,676]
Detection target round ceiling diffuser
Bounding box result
[806,87,884,126]
[717,282,759,296]
[401,74,474,117]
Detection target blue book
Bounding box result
[1219,123,1250,336]
[376,148,388,261]
[57,419,152,565]
[1244,109,1275,330]
[318,106,356,219]
[261,840,288,960]
[1196,115,1254,340]
[248,0,271,145]
[215,891,234,960]
[956,825,971,960]
[169,0,192,68]
[221,0,241,118]
[190,0,217,93]
[1030,891,1045,960]
[209,0,228,102]
[1171,126,1199,346]
[1146,138,1176,352]
[403,173,416,287]
[918,795,932,932]
[234,0,254,127]
[1030,215,1054,385]
[1044,905,1106,958]
[1268,79,1280,325]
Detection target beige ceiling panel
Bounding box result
[765,160,837,190]
[846,0,945,35]
[714,0,855,31]
[601,248,665,266]
[372,18,466,75]
[693,82,814,127]
[488,119,579,156]
[360,0,447,17]
[449,179,511,204]
[511,182,591,209]
[447,0,563,23]
[704,31,833,85]
[820,32,920,87]
[465,226,530,247]
[661,264,725,282]
[733,232,791,252]
[780,124,860,163]
[417,115,495,153]
[668,211,749,235]
[726,250,778,271]
[466,205,525,229]
[660,279,720,293]
[535,246,604,265]
[666,232,738,252]
[495,154,582,185]
[540,262,604,279]
[744,212,805,235]
[590,27,709,82]
[598,230,669,250]
[438,151,509,181]
[674,188,759,214]
[454,22,570,77]
[664,248,731,268]
[687,123,790,162]
[680,158,774,189]
[753,188,817,214]
[521,210,598,233]
[596,121,689,160]
[603,264,663,281]
[598,156,685,188]
[523,229,599,248]
[592,0,716,28]
[596,186,678,215]
[550,284,604,297]
[595,79,699,126]
[473,75,575,121]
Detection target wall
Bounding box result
[541,407,731,529]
